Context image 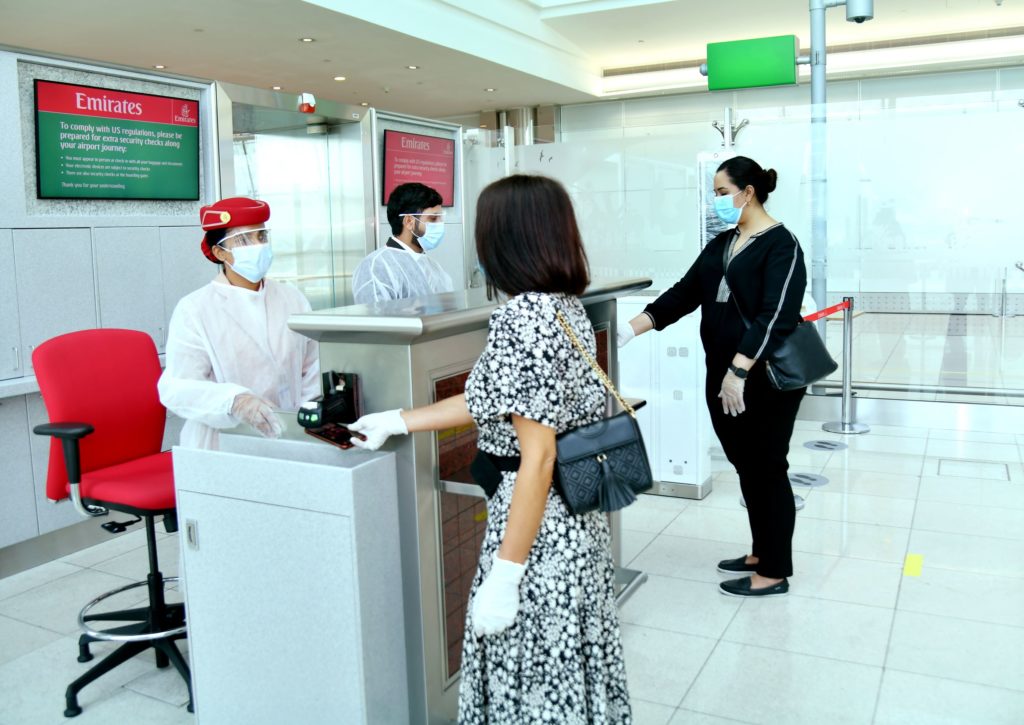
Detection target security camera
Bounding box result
[846,0,874,23]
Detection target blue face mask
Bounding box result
[413,220,445,250]
[713,191,746,225]
[225,243,273,283]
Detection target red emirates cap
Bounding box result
[199,197,270,262]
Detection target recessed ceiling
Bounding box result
[1,0,1021,118]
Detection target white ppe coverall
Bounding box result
[351,240,453,305]
[158,274,320,450]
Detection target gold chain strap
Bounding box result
[555,310,636,420]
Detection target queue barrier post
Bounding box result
[823,296,870,435]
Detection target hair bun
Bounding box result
[762,168,778,194]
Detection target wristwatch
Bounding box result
[728,364,748,379]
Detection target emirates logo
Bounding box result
[180,105,191,118]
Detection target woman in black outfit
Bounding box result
[618,156,806,598]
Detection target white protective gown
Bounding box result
[351,237,453,305]
[158,273,320,450]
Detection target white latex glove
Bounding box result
[471,554,526,637]
[347,409,408,450]
[718,370,747,417]
[616,321,636,348]
[230,393,284,438]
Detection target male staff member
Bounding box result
[352,182,453,304]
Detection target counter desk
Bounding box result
[175,277,652,725]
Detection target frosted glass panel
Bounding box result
[474,83,1024,405]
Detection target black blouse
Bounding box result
[644,224,806,370]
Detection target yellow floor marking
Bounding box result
[903,553,924,577]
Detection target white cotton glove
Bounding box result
[230,393,284,438]
[617,321,636,348]
[471,554,527,637]
[347,409,408,450]
[718,370,747,417]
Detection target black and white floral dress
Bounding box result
[459,291,632,725]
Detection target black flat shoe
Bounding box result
[719,576,789,598]
[717,556,758,574]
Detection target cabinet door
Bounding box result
[13,228,97,372]
[95,227,166,351]
[0,396,40,547]
[0,230,23,380]
[177,492,362,723]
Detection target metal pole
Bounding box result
[810,0,829,340]
[724,106,734,149]
[824,297,869,434]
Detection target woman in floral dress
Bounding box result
[350,175,632,724]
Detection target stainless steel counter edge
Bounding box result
[288,278,653,343]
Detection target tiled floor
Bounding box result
[1,418,1023,724]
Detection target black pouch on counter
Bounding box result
[469,451,519,499]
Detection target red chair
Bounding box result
[32,329,192,717]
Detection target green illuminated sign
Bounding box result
[707,35,799,91]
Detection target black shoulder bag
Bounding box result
[551,311,653,514]
[723,238,837,391]
[469,310,654,513]
[731,298,837,391]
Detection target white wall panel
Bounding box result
[0,229,23,380]
[160,225,215,330]
[94,227,166,350]
[0,396,39,548]
[12,228,97,372]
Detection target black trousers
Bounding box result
[705,363,805,579]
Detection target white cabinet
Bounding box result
[174,436,408,725]
[0,396,39,548]
[618,297,712,498]
[12,228,97,372]
[0,230,23,380]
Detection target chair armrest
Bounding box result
[33,422,95,440]
[33,421,94,488]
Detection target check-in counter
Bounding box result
[288,277,651,724]
[174,277,651,725]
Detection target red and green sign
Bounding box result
[34,80,200,200]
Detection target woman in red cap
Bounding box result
[158,197,320,449]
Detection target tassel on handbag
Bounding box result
[553,310,653,515]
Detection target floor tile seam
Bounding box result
[878,664,1024,696]
[121,680,191,708]
[0,565,89,604]
[0,609,71,637]
[794,510,915,529]
[782,590,900,614]
[717,631,889,668]
[673,704,757,725]
[919,561,1024,580]
[621,619,723,646]
[788,548,905,566]
[622,532,660,569]
[673,595,746,710]
[63,540,152,568]
[709,636,889,672]
[0,610,68,637]
[892,604,1024,632]
[908,524,1024,543]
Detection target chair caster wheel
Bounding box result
[64,705,82,717]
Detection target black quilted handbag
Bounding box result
[553,311,653,515]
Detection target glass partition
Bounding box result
[231,104,357,310]
[485,87,1024,406]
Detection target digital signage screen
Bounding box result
[381,129,455,207]
[34,80,200,200]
